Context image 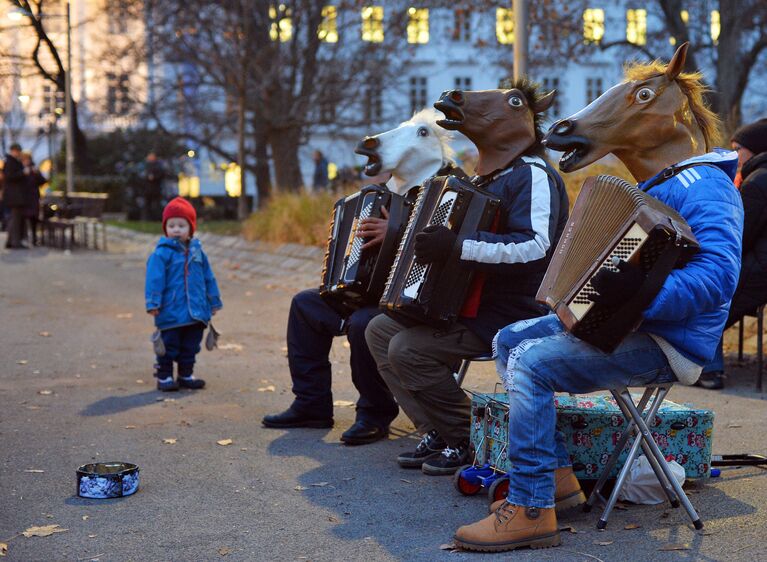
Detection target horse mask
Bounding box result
[434,83,556,177]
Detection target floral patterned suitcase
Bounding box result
[469,392,714,479]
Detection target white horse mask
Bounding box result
[356,108,457,195]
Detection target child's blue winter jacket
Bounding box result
[145,237,223,330]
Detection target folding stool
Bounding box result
[583,383,704,530]
[737,304,765,392]
[455,354,494,388]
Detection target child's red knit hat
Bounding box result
[162,197,197,235]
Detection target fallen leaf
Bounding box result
[593,540,614,546]
[32,370,40,374]
[17,360,28,365]
[333,400,354,407]
[294,485,308,491]
[88,534,97,538]
[125,425,136,429]
[0,542,7,556]
[217,439,233,446]
[163,438,177,444]
[257,385,276,392]
[659,543,690,551]
[115,313,133,319]
[82,515,89,521]
[38,390,53,395]
[559,526,578,534]
[328,516,339,523]
[24,469,44,473]
[624,523,641,530]
[135,379,145,384]
[240,447,248,451]
[38,332,51,337]
[439,542,458,551]
[400,479,412,484]
[218,343,243,352]
[727,423,743,428]
[342,477,355,481]
[26,406,41,410]
[22,524,68,538]
[310,482,329,487]
[218,547,231,556]
[260,379,270,384]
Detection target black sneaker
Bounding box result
[421,439,472,476]
[178,376,206,389]
[157,377,179,392]
[694,371,724,390]
[397,430,447,468]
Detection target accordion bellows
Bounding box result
[537,175,699,352]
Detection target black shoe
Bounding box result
[397,429,447,468]
[340,420,389,446]
[694,371,725,390]
[157,377,179,392]
[178,376,206,389]
[421,439,472,475]
[262,408,333,429]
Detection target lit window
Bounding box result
[583,9,604,44]
[224,163,242,197]
[711,10,720,44]
[319,6,338,43]
[407,7,429,44]
[626,9,647,46]
[269,5,292,42]
[453,9,471,42]
[409,77,427,114]
[362,6,384,43]
[496,8,514,45]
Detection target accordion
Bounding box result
[380,175,500,328]
[319,184,411,317]
[536,175,699,352]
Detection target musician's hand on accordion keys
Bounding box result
[588,260,646,308]
[414,225,458,265]
[358,206,390,251]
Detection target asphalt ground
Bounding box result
[1,238,766,562]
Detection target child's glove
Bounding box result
[205,322,220,351]
[151,329,166,356]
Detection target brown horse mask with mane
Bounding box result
[434,85,556,177]
[543,43,715,182]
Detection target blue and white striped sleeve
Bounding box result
[460,158,558,265]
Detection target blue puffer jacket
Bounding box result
[145,237,223,330]
[638,150,743,366]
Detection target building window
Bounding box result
[407,7,429,44]
[496,7,514,45]
[106,0,129,34]
[583,8,604,44]
[41,83,55,115]
[270,4,293,42]
[365,81,383,123]
[319,6,338,43]
[626,9,647,46]
[542,77,561,116]
[362,6,384,42]
[106,72,131,115]
[586,77,603,104]
[453,9,471,42]
[711,10,720,44]
[409,77,427,114]
[454,77,472,90]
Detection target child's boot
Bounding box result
[157,376,179,392]
[178,375,205,389]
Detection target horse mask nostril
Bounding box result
[554,120,575,136]
[449,90,464,105]
[363,137,379,149]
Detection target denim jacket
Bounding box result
[145,237,223,330]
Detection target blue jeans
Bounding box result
[493,315,677,508]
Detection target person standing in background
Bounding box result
[3,143,28,249]
[143,152,166,220]
[21,151,46,247]
[312,150,329,191]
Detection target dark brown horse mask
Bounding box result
[434,85,556,177]
[543,43,712,182]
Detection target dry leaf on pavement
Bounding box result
[310,482,329,487]
[38,332,51,337]
[218,343,244,352]
[22,524,68,538]
[82,515,89,521]
[559,526,578,534]
[162,438,177,444]
[38,390,53,396]
[439,543,458,551]
[0,542,7,556]
[217,439,233,446]
[125,425,136,429]
[17,360,28,365]
[294,485,308,491]
[333,400,354,407]
[116,313,133,319]
[659,543,690,551]
[24,469,44,473]
[257,385,276,392]
[624,523,641,530]
[593,540,614,546]
[218,547,231,556]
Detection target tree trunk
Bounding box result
[253,122,271,208]
[269,127,303,192]
[236,90,249,220]
[714,0,744,138]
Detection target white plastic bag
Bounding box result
[617,455,686,505]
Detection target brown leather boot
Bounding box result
[454,502,560,552]
[489,467,586,514]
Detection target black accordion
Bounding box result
[319,184,411,317]
[380,175,500,328]
[536,175,699,352]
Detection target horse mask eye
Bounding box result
[508,96,524,108]
[417,126,429,137]
[635,87,656,104]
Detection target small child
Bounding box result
[145,197,222,391]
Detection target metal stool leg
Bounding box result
[584,387,655,512]
[455,360,471,387]
[739,319,744,362]
[758,306,764,392]
[620,389,704,530]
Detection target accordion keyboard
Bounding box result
[403,191,458,299]
[345,199,375,273]
[569,223,648,320]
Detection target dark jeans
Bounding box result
[155,323,205,378]
[5,207,24,248]
[287,288,398,428]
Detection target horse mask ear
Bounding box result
[665,42,689,81]
[533,90,557,114]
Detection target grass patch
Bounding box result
[242,191,340,246]
[107,220,242,236]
